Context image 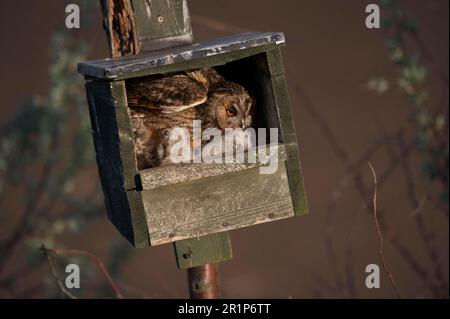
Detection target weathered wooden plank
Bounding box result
[126,190,150,247]
[131,0,193,51]
[111,81,151,246]
[174,232,232,269]
[85,80,137,245]
[111,81,139,190]
[252,55,282,141]
[100,0,141,57]
[270,75,294,124]
[267,69,309,216]
[115,43,279,81]
[142,162,294,246]
[284,143,309,216]
[138,144,287,190]
[77,32,285,79]
[266,47,286,76]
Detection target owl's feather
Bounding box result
[127,75,208,113]
[126,68,225,114]
[126,67,253,169]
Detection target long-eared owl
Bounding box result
[126,67,253,169]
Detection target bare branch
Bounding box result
[410,195,427,217]
[42,246,124,299]
[0,148,56,275]
[398,133,448,297]
[295,84,349,164]
[368,163,402,299]
[41,245,78,299]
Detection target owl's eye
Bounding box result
[226,107,237,117]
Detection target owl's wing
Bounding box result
[185,67,225,89]
[127,75,208,113]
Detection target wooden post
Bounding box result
[175,232,232,298]
[99,0,232,299]
[100,0,140,58]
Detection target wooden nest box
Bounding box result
[78,0,308,248]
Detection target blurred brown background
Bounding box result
[0,0,448,298]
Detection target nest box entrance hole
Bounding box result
[123,51,283,174]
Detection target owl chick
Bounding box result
[126,67,253,170]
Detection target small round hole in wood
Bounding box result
[183,253,192,259]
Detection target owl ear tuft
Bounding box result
[209,86,230,98]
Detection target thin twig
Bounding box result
[381,133,441,296]
[368,162,402,299]
[41,245,78,299]
[0,134,60,276]
[298,80,429,284]
[295,84,349,164]
[411,33,449,88]
[42,246,124,299]
[398,133,447,297]
[411,197,428,218]
[296,81,430,296]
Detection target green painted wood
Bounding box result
[266,49,309,216]
[112,44,279,82]
[111,81,139,190]
[85,80,137,244]
[141,161,294,246]
[284,143,309,215]
[138,144,287,190]
[174,232,232,269]
[111,81,150,246]
[126,190,150,247]
[266,48,286,76]
[77,32,285,80]
[131,0,192,51]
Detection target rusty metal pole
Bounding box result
[187,263,220,299]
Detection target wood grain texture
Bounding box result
[85,80,137,245]
[142,162,294,246]
[111,81,139,190]
[111,81,150,246]
[266,48,285,76]
[251,53,282,142]
[266,48,309,216]
[77,32,285,79]
[131,0,193,51]
[125,189,149,247]
[174,232,232,269]
[110,43,278,82]
[138,145,287,190]
[100,0,140,57]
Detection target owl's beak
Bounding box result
[241,120,245,130]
